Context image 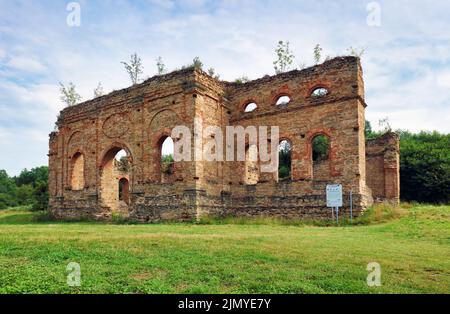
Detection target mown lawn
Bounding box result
[0,204,449,294]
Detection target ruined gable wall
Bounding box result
[365,133,400,203]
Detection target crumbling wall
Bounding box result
[366,133,400,203]
[49,57,398,222]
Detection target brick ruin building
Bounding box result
[48,56,400,222]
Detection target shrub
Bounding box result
[31,181,49,211]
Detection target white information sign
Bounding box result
[326,184,343,207]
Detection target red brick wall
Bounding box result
[365,133,400,203]
[48,57,398,221]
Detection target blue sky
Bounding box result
[0,0,449,175]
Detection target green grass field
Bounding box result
[0,204,449,294]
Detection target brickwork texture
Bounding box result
[48,57,400,222]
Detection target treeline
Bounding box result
[0,166,48,210]
[397,130,450,204]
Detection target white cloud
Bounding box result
[7,56,47,73]
[0,0,449,175]
[436,71,450,88]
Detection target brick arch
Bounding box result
[271,84,293,105]
[307,129,337,178]
[307,129,332,142]
[99,141,134,168]
[153,131,174,148]
[67,130,82,144]
[241,99,259,112]
[307,84,331,98]
[307,129,333,158]
[67,131,84,156]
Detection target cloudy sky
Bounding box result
[0,0,449,175]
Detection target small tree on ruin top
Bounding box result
[273,40,295,74]
[59,82,82,107]
[121,53,144,85]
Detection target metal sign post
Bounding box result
[326,184,342,223]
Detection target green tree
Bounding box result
[314,44,322,64]
[0,170,18,209]
[15,184,34,205]
[399,131,450,204]
[192,57,203,70]
[273,41,295,74]
[278,141,292,180]
[122,53,144,85]
[161,154,174,175]
[312,135,329,162]
[207,67,220,80]
[59,82,82,107]
[32,180,49,211]
[234,76,250,84]
[14,166,48,187]
[156,56,166,75]
[94,82,103,98]
[347,46,366,58]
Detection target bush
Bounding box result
[15,184,34,205]
[31,181,49,211]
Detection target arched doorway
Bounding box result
[100,145,132,214]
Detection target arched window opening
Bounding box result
[114,149,130,173]
[276,95,291,106]
[278,140,292,181]
[312,135,330,162]
[244,144,259,185]
[244,102,257,112]
[160,136,175,183]
[71,152,85,190]
[118,178,130,205]
[311,87,329,97]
